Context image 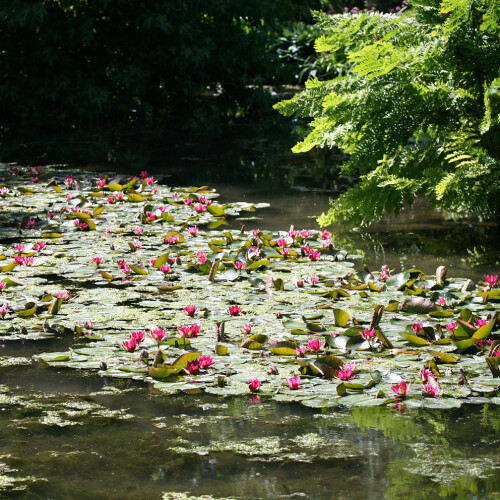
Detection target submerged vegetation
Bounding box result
[276,0,500,226]
[0,164,498,412]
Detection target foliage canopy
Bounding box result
[0,0,331,134]
[275,0,500,226]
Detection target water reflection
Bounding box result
[0,365,499,499]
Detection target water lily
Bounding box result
[93,257,103,265]
[484,275,498,288]
[420,368,434,382]
[133,227,143,235]
[107,197,115,204]
[145,176,155,185]
[0,303,7,317]
[309,276,319,286]
[84,320,92,330]
[188,226,198,236]
[302,245,312,256]
[445,321,457,332]
[301,229,311,239]
[194,204,206,213]
[295,347,306,357]
[309,251,321,261]
[26,219,36,229]
[97,180,106,188]
[123,339,138,352]
[228,305,241,316]
[15,244,25,253]
[307,338,323,352]
[276,239,287,248]
[132,240,142,249]
[320,230,331,240]
[412,323,423,333]
[475,318,488,327]
[183,305,196,316]
[122,265,132,275]
[436,297,447,307]
[150,328,166,343]
[361,328,375,341]
[131,331,145,343]
[196,251,207,264]
[270,366,279,375]
[391,380,411,398]
[380,271,390,281]
[280,248,290,257]
[198,355,214,369]
[160,265,171,275]
[33,241,46,251]
[286,376,301,390]
[235,261,246,270]
[184,198,194,205]
[288,229,298,239]
[242,323,253,334]
[23,257,34,266]
[0,282,6,291]
[296,280,304,288]
[47,211,55,219]
[187,360,200,375]
[177,325,192,338]
[248,378,261,392]
[424,378,441,397]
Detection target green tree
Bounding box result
[275,0,500,226]
[0,0,326,134]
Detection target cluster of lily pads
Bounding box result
[0,164,499,409]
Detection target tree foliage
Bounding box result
[0,0,330,134]
[275,0,500,226]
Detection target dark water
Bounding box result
[1,357,499,500]
[1,120,500,498]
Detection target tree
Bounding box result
[275,0,500,226]
[0,0,324,134]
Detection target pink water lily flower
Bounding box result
[123,339,138,352]
[160,265,171,275]
[309,251,321,261]
[0,282,6,291]
[475,318,489,328]
[301,229,311,239]
[133,227,143,235]
[15,244,25,253]
[188,226,198,236]
[445,322,457,332]
[412,323,423,333]
[242,323,253,335]
[436,297,447,307]
[287,376,301,390]
[484,275,498,288]
[280,248,290,257]
[177,325,192,338]
[295,347,306,357]
[302,245,312,256]
[93,257,102,265]
[196,251,207,264]
[420,368,434,383]
[0,303,8,317]
[198,355,214,369]
[14,256,24,264]
[26,219,36,229]
[391,380,411,398]
[183,305,196,316]
[97,180,106,188]
[361,328,375,341]
[194,204,206,213]
[33,241,46,251]
[228,305,241,316]
[424,378,441,397]
[131,331,145,343]
[296,280,304,288]
[307,338,323,352]
[248,378,261,393]
[235,261,246,270]
[150,328,166,343]
[309,276,319,286]
[187,360,200,375]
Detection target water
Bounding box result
[1,358,499,499]
[1,120,499,498]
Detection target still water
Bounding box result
[1,121,499,498]
[1,350,500,499]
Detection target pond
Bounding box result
[0,121,499,499]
